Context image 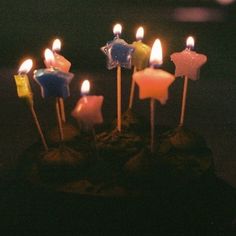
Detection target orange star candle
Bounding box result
[44,38,71,73]
[171,36,207,126]
[134,39,175,152]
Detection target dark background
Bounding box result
[0,0,236,186]
[0,0,235,70]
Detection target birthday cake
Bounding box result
[17,109,213,198]
[14,28,213,197]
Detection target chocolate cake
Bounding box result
[17,109,213,197]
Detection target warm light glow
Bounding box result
[113,24,122,35]
[18,59,33,74]
[186,36,195,50]
[52,38,61,52]
[44,48,55,65]
[150,39,163,66]
[136,27,144,41]
[81,80,90,95]
[216,0,235,5]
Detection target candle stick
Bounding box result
[171,36,207,127]
[14,59,48,151]
[117,65,122,132]
[129,27,151,109]
[56,98,64,141]
[101,23,134,132]
[133,39,175,152]
[34,49,74,142]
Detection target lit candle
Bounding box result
[14,59,48,151]
[171,36,207,81]
[14,59,33,102]
[129,26,151,109]
[170,36,207,126]
[71,80,104,128]
[131,27,151,70]
[34,49,74,142]
[44,38,71,73]
[133,39,175,152]
[101,23,134,132]
[34,48,74,98]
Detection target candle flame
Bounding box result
[136,27,144,41]
[44,48,55,65]
[52,38,61,52]
[18,59,33,74]
[113,23,122,36]
[186,36,195,49]
[150,39,163,66]
[81,80,90,95]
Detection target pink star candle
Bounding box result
[170,36,207,126]
[133,39,175,152]
[171,36,207,81]
[44,38,71,73]
[72,80,104,128]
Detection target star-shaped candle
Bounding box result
[34,49,74,141]
[171,36,207,80]
[34,48,74,98]
[72,80,104,128]
[170,36,207,126]
[101,24,135,70]
[129,26,151,109]
[131,27,151,70]
[14,59,48,151]
[134,39,175,152]
[14,59,33,102]
[101,24,134,132]
[44,38,71,73]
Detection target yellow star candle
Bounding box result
[14,59,33,103]
[171,36,207,126]
[14,59,48,151]
[133,39,175,152]
[129,27,151,109]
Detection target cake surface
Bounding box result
[17,110,214,197]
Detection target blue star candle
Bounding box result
[101,24,135,70]
[101,24,134,132]
[34,49,74,98]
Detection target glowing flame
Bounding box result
[113,23,122,36]
[18,59,33,74]
[150,39,163,66]
[186,36,195,50]
[81,80,90,95]
[44,48,55,65]
[52,38,61,52]
[136,27,144,41]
